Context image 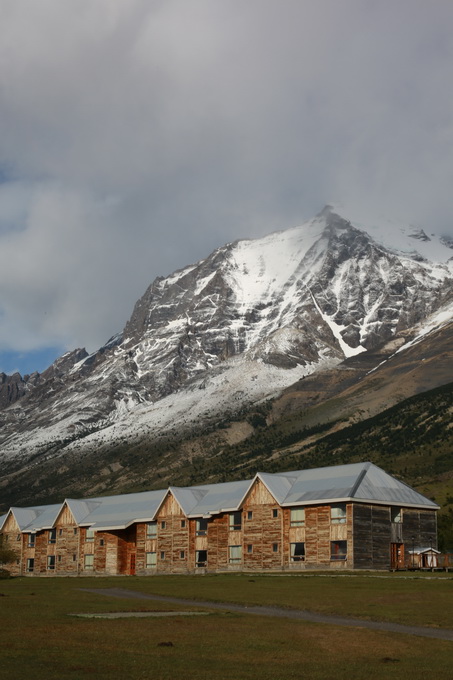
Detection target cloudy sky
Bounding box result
[1,0,453,375]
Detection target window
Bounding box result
[180,550,185,559]
[146,521,157,538]
[99,539,104,547]
[181,520,186,528]
[26,558,34,572]
[58,555,62,562]
[48,528,57,544]
[391,507,402,523]
[272,543,278,553]
[229,545,242,564]
[196,550,207,567]
[28,534,35,548]
[146,552,157,569]
[331,504,347,524]
[59,528,63,536]
[72,554,77,562]
[247,511,253,520]
[47,555,56,570]
[85,529,95,542]
[161,521,166,530]
[290,508,305,526]
[73,528,78,535]
[272,509,278,518]
[229,512,242,531]
[247,544,253,554]
[331,540,347,561]
[196,518,208,536]
[160,551,165,560]
[290,543,305,562]
[84,554,94,570]
[16,534,21,541]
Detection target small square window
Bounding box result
[247,511,253,520]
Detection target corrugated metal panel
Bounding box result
[20,504,62,531]
[188,480,250,516]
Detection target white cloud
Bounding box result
[0,0,452,364]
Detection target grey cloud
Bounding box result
[0,0,452,358]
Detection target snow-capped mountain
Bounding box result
[1,205,452,474]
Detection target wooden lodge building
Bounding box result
[0,462,439,576]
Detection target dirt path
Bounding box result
[79,587,453,641]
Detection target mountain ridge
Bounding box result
[0,205,452,511]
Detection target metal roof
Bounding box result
[1,463,438,533]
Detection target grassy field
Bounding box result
[0,572,452,680]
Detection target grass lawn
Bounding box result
[0,573,452,680]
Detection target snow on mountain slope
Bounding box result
[0,205,452,464]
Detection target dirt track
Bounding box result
[79,587,453,641]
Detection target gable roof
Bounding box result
[258,463,439,509]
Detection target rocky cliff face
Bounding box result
[0,205,452,468]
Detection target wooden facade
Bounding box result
[0,463,438,576]
[0,475,438,576]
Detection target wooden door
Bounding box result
[390,543,404,570]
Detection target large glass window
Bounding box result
[229,545,242,564]
[146,552,157,569]
[290,542,305,562]
[47,555,56,570]
[196,519,208,536]
[290,508,305,526]
[330,540,347,561]
[330,504,347,524]
[146,522,157,538]
[196,550,207,567]
[391,507,402,523]
[48,528,57,544]
[229,512,242,531]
